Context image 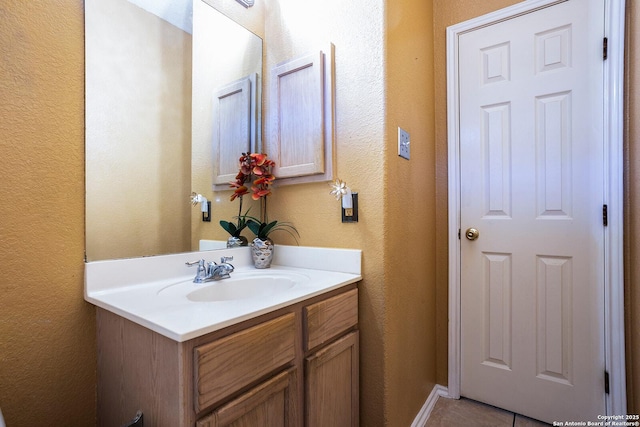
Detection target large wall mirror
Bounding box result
[85,0,263,261]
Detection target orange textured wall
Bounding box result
[0,2,96,426]
[385,0,437,425]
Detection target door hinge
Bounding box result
[603,37,608,60]
[603,204,608,227]
[458,229,461,240]
[605,371,610,394]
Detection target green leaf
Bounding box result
[220,220,240,236]
[261,220,278,236]
[245,217,299,243]
[247,219,261,235]
[219,220,232,234]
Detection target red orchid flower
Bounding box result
[250,153,267,166]
[230,153,276,203]
[230,185,249,201]
[251,187,271,200]
[253,176,274,186]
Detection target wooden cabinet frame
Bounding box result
[196,368,298,427]
[306,332,359,427]
[212,73,259,190]
[269,45,335,186]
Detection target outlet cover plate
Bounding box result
[398,127,410,160]
[341,193,358,223]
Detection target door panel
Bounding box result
[459,0,605,423]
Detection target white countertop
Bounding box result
[85,245,361,342]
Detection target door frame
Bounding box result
[446,0,627,416]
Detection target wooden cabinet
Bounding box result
[306,332,359,427]
[304,288,358,351]
[196,368,298,427]
[211,75,258,190]
[96,285,358,426]
[268,45,335,186]
[304,289,359,427]
[193,313,296,413]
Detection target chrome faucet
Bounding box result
[210,256,235,280]
[186,256,234,283]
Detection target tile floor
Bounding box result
[425,397,550,426]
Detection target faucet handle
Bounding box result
[187,259,209,283]
[220,256,234,263]
[185,259,205,268]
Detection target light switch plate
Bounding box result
[398,127,410,160]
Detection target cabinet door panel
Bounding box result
[196,368,298,427]
[271,51,324,178]
[194,313,296,412]
[305,288,358,351]
[305,331,359,427]
[268,45,335,185]
[212,76,254,187]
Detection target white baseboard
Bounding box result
[411,384,450,427]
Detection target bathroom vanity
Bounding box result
[86,245,361,426]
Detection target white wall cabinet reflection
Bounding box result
[212,74,258,188]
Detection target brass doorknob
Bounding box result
[465,228,480,241]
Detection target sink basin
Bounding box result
[188,275,298,302]
[158,270,310,302]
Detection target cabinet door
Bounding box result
[194,313,296,413]
[305,288,358,351]
[212,75,254,187]
[196,368,298,427]
[305,331,359,427]
[268,45,335,186]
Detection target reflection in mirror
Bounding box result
[191,0,262,194]
[85,0,262,262]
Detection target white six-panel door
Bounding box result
[458,0,605,422]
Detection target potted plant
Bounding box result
[219,208,250,248]
[230,153,298,268]
[246,218,299,243]
[219,154,256,247]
